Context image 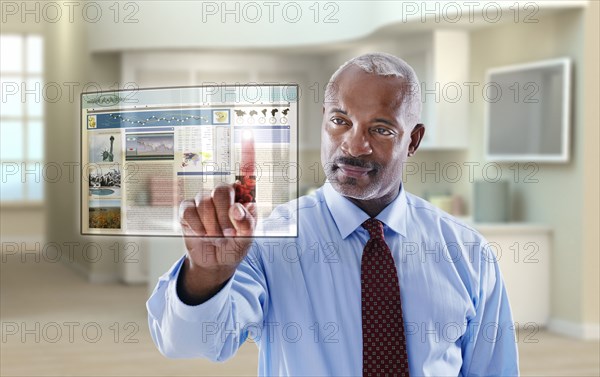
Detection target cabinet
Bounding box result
[476,224,551,326]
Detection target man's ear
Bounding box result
[407,124,425,157]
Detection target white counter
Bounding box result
[475,223,552,327]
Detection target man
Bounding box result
[147,52,519,376]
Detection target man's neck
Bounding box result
[345,189,399,218]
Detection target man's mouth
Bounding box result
[336,163,373,178]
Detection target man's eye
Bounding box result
[373,127,394,136]
[331,117,348,126]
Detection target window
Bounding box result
[1,34,44,202]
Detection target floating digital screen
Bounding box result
[81,85,299,237]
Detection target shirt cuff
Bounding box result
[167,257,235,323]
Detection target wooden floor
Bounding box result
[1,252,598,376]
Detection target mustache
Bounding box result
[333,157,381,171]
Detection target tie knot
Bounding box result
[362,218,384,240]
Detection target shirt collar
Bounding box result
[323,182,408,239]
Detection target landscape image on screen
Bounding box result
[126,133,175,161]
[89,200,121,229]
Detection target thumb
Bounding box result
[229,202,255,236]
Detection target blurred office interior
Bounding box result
[1,1,598,375]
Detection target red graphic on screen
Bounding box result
[234,130,256,204]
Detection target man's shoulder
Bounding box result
[403,192,498,278]
[266,187,325,220]
[257,187,327,236]
[404,191,483,241]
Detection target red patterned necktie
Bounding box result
[361,218,410,377]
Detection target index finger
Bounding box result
[212,184,236,237]
[241,129,255,176]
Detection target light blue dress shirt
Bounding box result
[147,183,519,376]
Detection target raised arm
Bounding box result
[147,183,268,361]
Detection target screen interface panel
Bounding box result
[81,85,298,237]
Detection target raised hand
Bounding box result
[177,184,257,305]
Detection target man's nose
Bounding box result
[341,127,372,157]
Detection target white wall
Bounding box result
[44,15,126,282]
[469,8,599,337]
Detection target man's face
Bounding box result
[321,65,420,204]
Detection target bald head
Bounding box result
[325,52,422,128]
